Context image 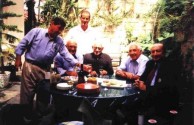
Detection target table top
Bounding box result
[50,77,139,99]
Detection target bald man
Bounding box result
[134,43,179,119]
[83,42,114,77]
[54,39,83,76]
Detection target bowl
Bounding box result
[56,83,73,90]
[87,77,97,84]
[76,83,100,94]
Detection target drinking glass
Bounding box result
[98,66,103,78]
[86,64,92,77]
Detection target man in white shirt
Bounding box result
[116,42,149,83]
[64,9,99,55]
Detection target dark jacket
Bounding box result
[83,53,114,76]
[139,58,180,116]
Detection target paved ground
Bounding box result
[0,82,193,125]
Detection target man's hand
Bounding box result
[15,55,22,70]
[65,71,77,76]
[134,79,146,91]
[89,71,98,77]
[116,70,126,77]
[99,69,107,76]
[116,70,133,79]
[83,64,92,72]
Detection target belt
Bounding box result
[26,59,50,70]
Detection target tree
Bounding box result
[149,0,193,41]
[0,0,22,73]
[25,0,36,34]
[40,0,79,30]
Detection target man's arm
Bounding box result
[15,55,22,70]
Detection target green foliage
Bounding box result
[40,0,79,29]
[2,12,21,19]
[2,0,15,7]
[149,0,194,40]
[91,0,131,28]
[0,0,22,70]
[0,0,22,39]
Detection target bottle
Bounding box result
[78,64,85,84]
[45,71,51,83]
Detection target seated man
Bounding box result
[54,39,83,76]
[83,41,114,77]
[116,42,149,83]
[134,43,179,118]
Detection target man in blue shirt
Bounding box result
[54,39,83,76]
[15,17,90,109]
[116,42,149,83]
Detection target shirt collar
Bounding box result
[91,53,102,59]
[78,25,92,32]
[45,33,56,42]
[129,54,142,64]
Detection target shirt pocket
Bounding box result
[45,43,59,61]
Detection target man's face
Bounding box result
[48,22,64,38]
[92,45,103,56]
[80,12,90,28]
[128,45,141,60]
[150,44,164,61]
[66,42,77,55]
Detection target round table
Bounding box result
[36,79,140,124]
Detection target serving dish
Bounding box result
[76,83,100,94]
[56,83,73,90]
[101,79,127,88]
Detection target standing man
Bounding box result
[116,42,149,83]
[54,39,83,76]
[64,9,100,55]
[83,41,114,77]
[15,17,90,110]
[134,43,179,119]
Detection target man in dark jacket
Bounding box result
[134,43,179,120]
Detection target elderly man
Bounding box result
[83,42,114,77]
[54,39,83,76]
[134,43,179,120]
[64,9,100,55]
[116,42,149,83]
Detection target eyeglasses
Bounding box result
[93,47,102,50]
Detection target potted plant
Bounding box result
[0,0,22,88]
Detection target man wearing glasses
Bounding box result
[83,42,114,77]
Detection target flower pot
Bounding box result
[0,71,10,88]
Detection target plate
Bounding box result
[56,83,73,90]
[61,76,78,82]
[76,83,100,94]
[101,79,127,88]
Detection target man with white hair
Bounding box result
[83,41,114,77]
[116,42,149,83]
